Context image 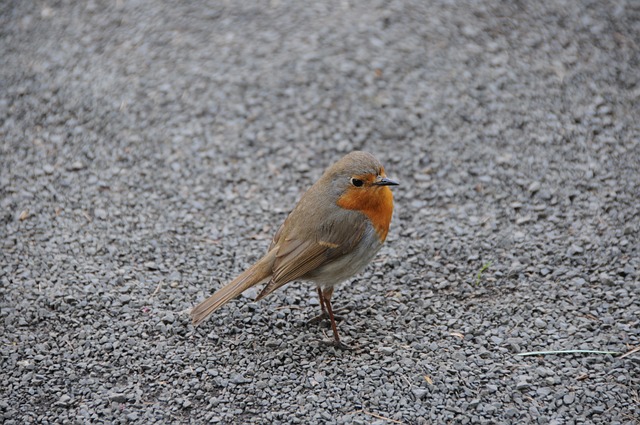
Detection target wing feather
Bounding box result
[255,216,367,300]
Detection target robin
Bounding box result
[191,151,398,348]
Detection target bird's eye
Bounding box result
[350,178,364,187]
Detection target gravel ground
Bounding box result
[2,1,639,424]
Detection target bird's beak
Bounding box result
[374,176,399,186]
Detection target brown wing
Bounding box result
[269,217,287,251]
[255,215,367,300]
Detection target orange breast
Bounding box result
[336,186,394,241]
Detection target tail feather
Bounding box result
[191,250,276,326]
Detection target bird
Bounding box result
[190,151,398,348]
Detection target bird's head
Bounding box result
[324,151,398,241]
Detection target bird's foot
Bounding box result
[319,339,353,351]
[307,312,329,325]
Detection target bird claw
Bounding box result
[307,312,338,325]
[319,339,353,351]
[333,340,354,351]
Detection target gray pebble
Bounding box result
[109,393,127,403]
[534,318,547,328]
[537,387,553,397]
[68,161,85,171]
[230,373,249,384]
[94,208,107,219]
[56,394,71,406]
[566,245,584,256]
[563,393,575,405]
[412,388,429,400]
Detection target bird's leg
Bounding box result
[321,287,352,350]
[307,287,330,324]
[308,286,349,325]
[317,286,328,316]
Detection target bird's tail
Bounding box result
[190,249,277,326]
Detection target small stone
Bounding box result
[563,393,575,405]
[230,373,248,384]
[483,403,497,414]
[43,164,55,174]
[536,387,552,397]
[411,200,426,209]
[567,245,583,256]
[599,273,613,285]
[241,287,258,299]
[534,318,547,328]
[412,388,428,400]
[528,181,541,193]
[145,261,158,270]
[69,161,85,171]
[529,406,540,417]
[513,231,525,241]
[505,408,519,417]
[623,264,635,276]
[109,393,127,403]
[379,346,394,355]
[94,208,107,219]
